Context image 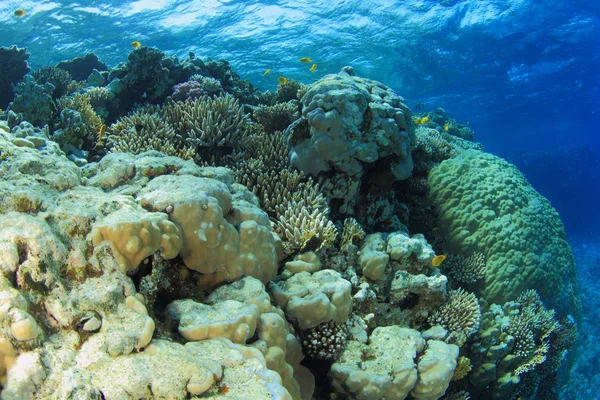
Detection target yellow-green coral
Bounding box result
[428,149,581,321]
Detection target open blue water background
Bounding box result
[1,0,599,396]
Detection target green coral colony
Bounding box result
[0,45,580,400]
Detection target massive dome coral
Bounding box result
[428,149,581,320]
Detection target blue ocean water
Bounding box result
[1,0,599,397]
[2,0,599,236]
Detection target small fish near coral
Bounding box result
[432,254,447,267]
[310,63,317,72]
[278,76,287,85]
[263,69,271,76]
[443,124,449,131]
[300,57,312,63]
[413,116,430,125]
[14,9,26,18]
[131,41,142,49]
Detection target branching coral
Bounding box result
[253,102,299,133]
[443,253,486,284]
[452,356,472,381]
[106,107,194,159]
[274,78,305,103]
[340,217,365,252]
[273,179,338,254]
[189,74,224,96]
[161,94,249,149]
[428,288,481,346]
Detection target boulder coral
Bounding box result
[428,149,581,321]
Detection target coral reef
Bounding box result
[0,43,583,400]
[0,46,30,109]
[7,75,56,128]
[56,52,108,81]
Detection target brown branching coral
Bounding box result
[106,107,194,159]
[161,94,249,148]
[238,129,289,170]
[274,78,305,103]
[443,253,486,284]
[452,356,472,381]
[253,102,299,133]
[85,87,111,108]
[340,217,366,252]
[442,390,471,400]
[428,288,481,346]
[273,178,338,255]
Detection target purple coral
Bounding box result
[171,80,206,101]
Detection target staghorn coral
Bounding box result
[443,253,486,284]
[161,94,249,149]
[428,288,481,347]
[106,107,194,159]
[253,101,300,133]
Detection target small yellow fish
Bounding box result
[432,254,447,267]
[278,76,287,85]
[300,57,312,63]
[310,63,317,72]
[420,116,430,124]
[443,124,449,131]
[131,41,142,49]
[14,9,26,18]
[431,255,447,267]
[263,69,271,76]
[432,227,439,231]
[98,124,106,144]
